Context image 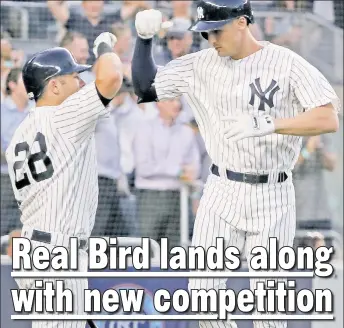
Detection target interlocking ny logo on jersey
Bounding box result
[249,78,280,111]
[197,7,204,19]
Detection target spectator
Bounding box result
[0,35,24,96]
[48,0,147,64]
[168,1,203,52]
[59,31,95,84]
[112,22,134,79]
[111,77,145,236]
[156,18,194,65]
[134,98,200,247]
[113,77,145,183]
[60,31,90,64]
[171,0,192,19]
[1,68,31,236]
[155,18,195,124]
[293,135,337,247]
[262,1,303,52]
[91,100,127,238]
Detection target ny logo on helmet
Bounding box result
[197,7,204,20]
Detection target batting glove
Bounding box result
[135,9,173,39]
[222,114,275,142]
[93,32,117,59]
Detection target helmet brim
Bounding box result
[73,64,92,74]
[189,19,233,32]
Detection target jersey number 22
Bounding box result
[13,132,54,190]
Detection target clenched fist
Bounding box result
[93,32,117,59]
[135,9,172,39]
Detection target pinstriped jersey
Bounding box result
[154,41,341,174]
[5,82,109,237]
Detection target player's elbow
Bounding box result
[313,104,339,134]
[95,55,124,99]
[322,109,339,133]
[96,71,123,100]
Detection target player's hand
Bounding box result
[135,9,173,39]
[222,114,275,142]
[93,32,117,58]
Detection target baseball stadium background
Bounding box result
[0,1,343,328]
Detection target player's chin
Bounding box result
[214,47,226,57]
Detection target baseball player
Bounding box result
[131,0,340,327]
[5,32,123,328]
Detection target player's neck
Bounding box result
[36,97,62,108]
[10,94,28,112]
[231,34,263,60]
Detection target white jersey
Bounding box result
[5,82,109,237]
[154,41,341,174]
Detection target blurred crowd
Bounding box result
[1,0,342,252]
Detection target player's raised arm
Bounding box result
[132,9,193,103]
[93,32,123,101]
[48,33,122,144]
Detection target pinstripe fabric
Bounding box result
[5,82,108,237]
[189,174,295,328]
[152,42,339,328]
[154,42,340,175]
[15,240,88,328]
[6,82,109,328]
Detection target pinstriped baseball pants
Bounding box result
[15,240,88,328]
[189,173,296,328]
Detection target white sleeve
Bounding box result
[154,53,195,101]
[290,55,341,113]
[52,82,109,144]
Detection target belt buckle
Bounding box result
[243,173,259,184]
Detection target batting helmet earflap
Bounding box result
[22,47,91,101]
[189,0,254,40]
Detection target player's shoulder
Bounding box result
[165,48,212,68]
[266,42,310,64]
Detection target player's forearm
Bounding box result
[273,105,339,136]
[132,37,158,103]
[95,46,123,100]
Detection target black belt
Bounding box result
[211,164,288,184]
[31,230,88,249]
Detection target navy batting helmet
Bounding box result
[22,47,91,101]
[189,0,254,40]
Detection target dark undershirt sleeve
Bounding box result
[132,37,158,104]
[96,85,112,107]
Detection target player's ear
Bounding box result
[237,17,247,30]
[49,79,60,97]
